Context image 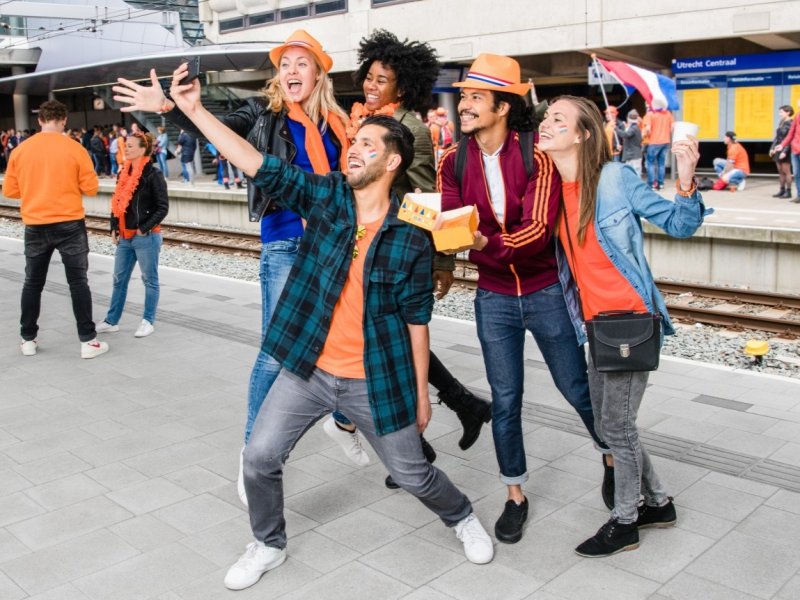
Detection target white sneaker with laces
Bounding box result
[738,179,746,191]
[322,416,370,466]
[134,319,154,338]
[96,321,119,333]
[237,446,248,508]
[81,338,109,359]
[454,513,494,564]
[20,339,37,356]
[224,541,286,590]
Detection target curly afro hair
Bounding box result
[354,29,440,114]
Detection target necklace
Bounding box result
[352,224,366,260]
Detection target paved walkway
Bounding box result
[1,234,800,600]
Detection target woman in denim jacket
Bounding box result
[538,95,710,558]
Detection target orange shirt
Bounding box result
[316,217,383,378]
[2,132,98,225]
[727,142,750,174]
[558,181,648,320]
[643,111,673,145]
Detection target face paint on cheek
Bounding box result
[558,127,569,134]
[368,151,378,159]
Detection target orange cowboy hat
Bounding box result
[454,53,531,97]
[269,29,333,73]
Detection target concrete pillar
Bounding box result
[11,66,30,132]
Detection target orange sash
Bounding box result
[286,102,349,175]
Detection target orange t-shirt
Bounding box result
[643,111,673,145]
[558,181,648,320]
[727,142,750,174]
[316,217,384,378]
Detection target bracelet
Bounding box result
[676,179,697,197]
[157,98,173,114]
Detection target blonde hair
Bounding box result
[262,56,348,130]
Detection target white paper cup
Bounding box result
[672,121,699,144]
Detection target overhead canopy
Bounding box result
[0,42,279,95]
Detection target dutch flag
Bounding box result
[596,58,679,111]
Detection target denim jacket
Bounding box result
[556,162,713,345]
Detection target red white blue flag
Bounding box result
[596,58,679,111]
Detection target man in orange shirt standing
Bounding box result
[642,99,673,190]
[712,131,750,191]
[2,100,109,359]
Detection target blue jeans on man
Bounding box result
[21,220,96,342]
[646,143,669,188]
[244,237,301,443]
[474,282,603,485]
[156,152,169,178]
[103,233,162,326]
[713,158,746,186]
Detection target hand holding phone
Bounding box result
[178,56,200,86]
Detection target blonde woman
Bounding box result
[112,29,351,505]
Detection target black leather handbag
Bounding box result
[586,311,662,372]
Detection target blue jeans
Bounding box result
[646,143,669,187]
[474,283,602,485]
[180,161,194,183]
[104,233,162,325]
[21,220,96,342]
[587,353,668,523]
[244,237,301,443]
[156,152,169,178]
[713,158,746,186]
[245,368,472,548]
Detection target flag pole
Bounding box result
[591,53,612,114]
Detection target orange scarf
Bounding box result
[346,101,401,140]
[285,102,350,175]
[111,158,148,225]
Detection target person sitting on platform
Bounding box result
[712,131,750,191]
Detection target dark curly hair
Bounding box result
[354,29,440,114]
[491,91,535,132]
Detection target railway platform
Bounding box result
[1,234,800,600]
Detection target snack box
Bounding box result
[398,193,478,253]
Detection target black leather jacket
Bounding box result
[110,162,169,234]
[166,97,342,222]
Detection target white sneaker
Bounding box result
[237,447,249,508]
[454,513,494,564]
[20,339,37,356]
[81,338,109,359]
[134,319,154,338]
[224,541,286,591]
[95,321,119,333]
[738,179,746,191]
[322,416,370,467]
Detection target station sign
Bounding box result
[672,50,800,74]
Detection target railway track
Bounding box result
[2,205,799,335]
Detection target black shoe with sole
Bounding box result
[386,435,437,489]
[494,497,529,544]
[437,380,492,451]
[636,497,677,529]
[773,188,787,198]
[575,519,639,557]
[601,455,615,510]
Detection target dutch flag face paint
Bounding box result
[368,151,378,159]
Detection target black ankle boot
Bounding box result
[773,187,786,198]
[437,381,492,450]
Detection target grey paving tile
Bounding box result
[656,572,761,600]
[522,466,597,504]
[429,561,543,600]
[0,528,31,563]
[647,455,709,496]
[685,530,800,599]
[162,464,229,495]
[282,463,326,497]
[4,428,99,464]
[706,409,778,434]
[7,496,132,551]
[768,441,800,467]
[109,514,185,552]
[736,505,800,546]
[290,452,358,482]
[673,505,737,540]
[69,430,178,467]
[84,462,148,490]
[0,467,31,495]
[765,489,800,515]
[0,571,25,600]
[286,529,361,573]
[279,560,411,600]
[762,419,800,443]
[705,428,787,459]
[152,493,242,534]
[776,573,800,599]
[542,560,660,600]
[71,543,218,600]
[106,477,193,515]
[286,472,393,524]
[650,416,727,443]
[0,529,139,596]
[23,473,108,511]
[315,507,414,554]
[177,514,252,568]
[13,451,93,485]
[676,480,764,522]
[0,492,45,528]
[79,418,133,440]
[400,587,459,600]
[362,533,465,586]
[369,490,441,528]
[701,471,778,498]
[24,583,93,600]
[121,439,218,478]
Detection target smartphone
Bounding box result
[178,56,200,85]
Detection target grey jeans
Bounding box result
[587,354,669,524]
[243,368,473,549]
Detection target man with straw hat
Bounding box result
[438,53,614,545]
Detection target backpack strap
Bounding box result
[454,129,535,191]
[454,137,468,191]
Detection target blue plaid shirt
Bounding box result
[253,154,434,436]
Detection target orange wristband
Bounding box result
[157,98,173,114]
[676,180,697,197]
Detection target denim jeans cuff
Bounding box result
[499,472,529,486]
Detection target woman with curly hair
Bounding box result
[324,30,493,488]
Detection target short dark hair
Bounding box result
[725,130,736,141]
[781,104,795,117]
[491,91,534,132]
[361,115,415,177]
[37,100,67,123]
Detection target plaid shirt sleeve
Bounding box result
[252,153,337,219]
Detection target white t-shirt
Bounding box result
[481,145,505,224]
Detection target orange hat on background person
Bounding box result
[436,107,447,116]
[269,29,333,73]
[453,53,532,97]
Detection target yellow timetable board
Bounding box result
[733,86,774,139]
[682,88,720,140]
